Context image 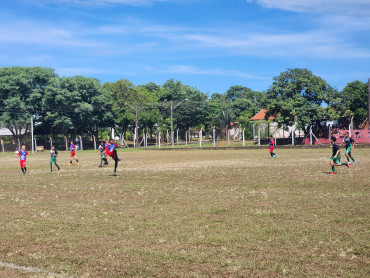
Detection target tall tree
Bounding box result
[0,66,58,141]
[339,80,368,126]
[264,68,339,131]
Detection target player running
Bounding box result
[17,145,28,174]
[98,141,108,167]
[105,138,124,175]
[342,132,356,165]
[269,135,277,158]
[68,140,80,165]
[330,136,349,174]
[50,145,60,172]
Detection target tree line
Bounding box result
[0,66,368,142]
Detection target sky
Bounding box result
[1,0,370,94]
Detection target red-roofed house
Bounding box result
[250,109,302,139]
[250,109,276,121]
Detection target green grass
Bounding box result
[0,148,369,277]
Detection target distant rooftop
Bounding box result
[250,109,276,121]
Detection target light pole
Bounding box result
[126,103,139,147]
[31,117,34,153]
[213,126,216,147]
[171,99,188,148]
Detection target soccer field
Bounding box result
[0,148,369,277]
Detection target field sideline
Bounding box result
[0,148,369,277]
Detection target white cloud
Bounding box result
[0,21,99,48]
[144,65,269,79]
[248,0,370,16]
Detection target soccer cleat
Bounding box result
[352,161,356,166]
[98,165,102,168]
[345,161,349,168]
[275,154,278,158]
[330,172,337,175]
[25,171,28,174]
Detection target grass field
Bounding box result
[0,148,369,277]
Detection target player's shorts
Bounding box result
[100,153,105,159]
[346,145,352,154]
[331,153,341,164]
[70,151,75,157]
[105,150,116,159]
[20,160,26,167]
[269,146,274,153]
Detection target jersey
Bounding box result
[332,143,340,157]
[98,145,105,153]
[105,143,118,152]
[269,139,275,147]
[18,150,28,160]
[343,137,355,149]
[50,150,58,157]
[69,144,76,152]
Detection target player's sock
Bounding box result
[114,157,118,172]
[270,153,273,158]
[76,159,79,162]
[347,157,350,162]
[331,166,336,173]
[56,163,60,170]
[50,162,53,171]
[100,161,102,166]
[21,167,24,173]
[24,167,27,174]
[70,160,72,164]
[104,158,108,164]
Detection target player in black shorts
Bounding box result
[330,136,349,175]
[341,132,356,165]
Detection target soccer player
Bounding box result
[342,132,356,165]
[98,141,108,167]
[269,135,277,158]
[68,140,80,165]
[17,145,28,174]
[104,139,109,165]
[104,138,123,174]
[330,136,349,175]
[50,145,60,172]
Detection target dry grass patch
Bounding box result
[0,148,369,277]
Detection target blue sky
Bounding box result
[1,0,370,94]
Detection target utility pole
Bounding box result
[254,95,257,116]
[170,99,188,148]
[170,100,173,148]
[135,102,139,147]
[126,103,139,147]
[31,117,34,153]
